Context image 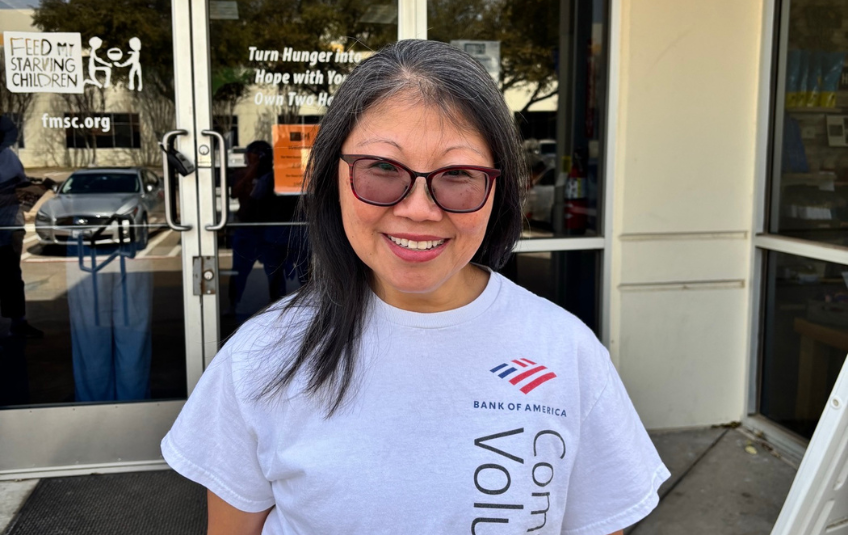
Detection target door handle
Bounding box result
[201,129,230,231]
[159,129,192,231]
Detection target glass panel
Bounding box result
[770,1,848,246]
[428,0,608,237]
[209,0,398,336]
[0,2,186,406]
[499,250,599,333]
[760,250,848,439]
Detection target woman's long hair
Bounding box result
[256,39,525,415]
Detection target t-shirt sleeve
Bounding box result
[160,349,275,513]
[561,352,670,535]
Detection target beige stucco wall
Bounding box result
[0,9,35,36]
[610,0,764,428]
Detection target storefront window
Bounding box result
[759,0,848,439]
[770,1,848,246]
[428,0,608,238]
[500,250,599,332]
[760,250,848,439]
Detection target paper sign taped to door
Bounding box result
[272,124,319,194]
[4,32,84,93]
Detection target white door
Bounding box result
[771,356,848,535]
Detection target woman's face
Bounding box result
[338,97,495,311]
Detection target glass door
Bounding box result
[198,0,399,340]
[0,1,207,477]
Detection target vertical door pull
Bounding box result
[201,129,230,231]
[159,129,193,231]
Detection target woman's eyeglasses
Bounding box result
[340,154,500,213]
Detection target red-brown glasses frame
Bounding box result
[340,154,500,213]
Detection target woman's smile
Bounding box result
[384,234,447,251]
[382,232,450,263]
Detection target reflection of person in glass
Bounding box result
[163,41,667,534]
[529,156,555,186]
[228,140,301,316]
[66,216,153,402]
[0,121,44,340]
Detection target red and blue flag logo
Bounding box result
[490,359,557,394]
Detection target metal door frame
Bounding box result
[0,0,205,480]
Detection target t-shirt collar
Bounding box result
[370,268,502,329]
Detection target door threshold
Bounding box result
[742,414,808,466]
[0,460,170,481]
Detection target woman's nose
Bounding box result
[393,176,443,221]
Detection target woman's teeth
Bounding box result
[388,235,445,250]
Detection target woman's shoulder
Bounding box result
[491,272,597,342]
[490,273,612,416]
[222,293,316,368]
[204,293,319,408]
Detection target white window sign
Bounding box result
[4,31,84,94]
[210,1,239,20]
[450,40,500,84]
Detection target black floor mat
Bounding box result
[4,471,206,535]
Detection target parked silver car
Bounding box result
[35,168,164,249]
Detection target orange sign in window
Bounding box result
[272,124,319,194]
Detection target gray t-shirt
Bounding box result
[162,273,669,534]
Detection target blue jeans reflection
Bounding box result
[67,242,152,402]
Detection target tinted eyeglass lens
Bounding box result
[431,169,489,211]
[352,159,411,204]
[351,158,491,211]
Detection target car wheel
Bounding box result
[136,214,149,251]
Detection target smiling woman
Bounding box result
[161,40,668,535]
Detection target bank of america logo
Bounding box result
[490,359,557,394]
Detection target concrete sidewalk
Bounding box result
[628,427,798,534]
[0,427,799,534]
[0,480,37,534]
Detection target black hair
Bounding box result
[255,39,525,415]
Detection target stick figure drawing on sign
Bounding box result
[115,37,142,91]
[85,37,112,88]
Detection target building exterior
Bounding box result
[0,0,843,476]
